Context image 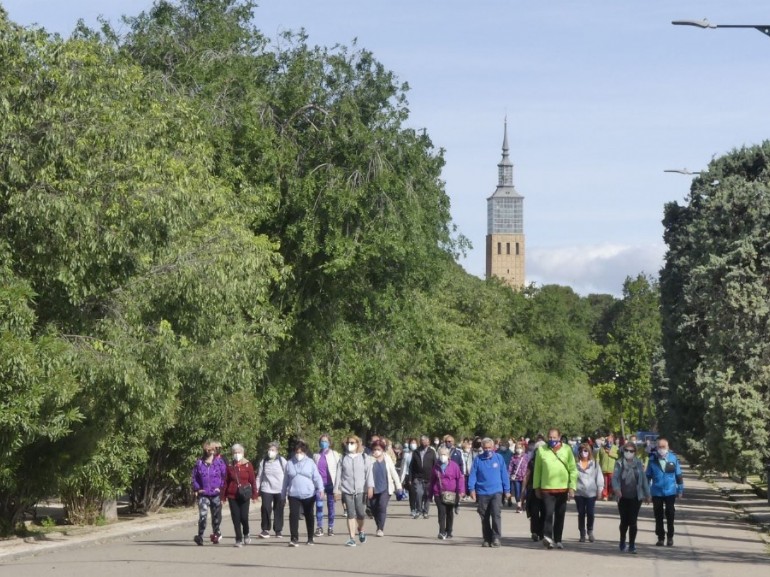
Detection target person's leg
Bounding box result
[603,473,613,499]
[664,495,676,541]
[586,497,597,539]
[489,492,502,541]
[288,497,300,542]
[628,500,642,547]
[618,498,629,546]
[354,493,367,536]
[261,493,272,532]
[542,493,556,542]
[476,494,492,543]
[325,483,336,530]
[574,496,586,538]
[315,491,325,530]
[553,492,567,543]
[302,496,315,540]
[512,480,522,506]
[229,498,243,542]
[445,502,455,536]
[652,497,665,541]
[197,495,210,537]
[408,481,417,514]
[376,493,390,531]
[435,496,447,535]
[422,480,431,516]
[211,495,222,537]
[413,479,425,515]
[273,494,285,535]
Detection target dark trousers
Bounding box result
[527,492,545,538]
[260,492,284,533]
[407,479,417,512]
[653,495,677,539]
[574,496,597,534]
[414,478,430,515]
[228,496,251,542]
[370,491,391,531]
[288,496,315,542]
[434,496,456,536]
[617,498,642,546]
[476,493,502,543]
[197,494,222,536]
[542,491,568,543]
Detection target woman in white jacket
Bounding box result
[574,441,604,543]
[368,440,403,537]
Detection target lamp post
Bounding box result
[664,169,702,175]
[672,19,770,38]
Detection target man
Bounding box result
[468,437,511,548]
[533,428,577,550]
[313,433,341,537]
[595,433,618,500]
[408,435,437,519]
[646,437,683,547]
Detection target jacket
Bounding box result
[313,449,341,486]
[595,444,619,474]
[646,451,684,497]
[611,458,650,501]
[335,453,374,495]
[372,453,403,495]
[257,454,287,494]
[533,444,577,491]
[428,460,465,498]
[224,459,257,500]
[575,458,604,498]
[282,457,323,500]
[192,458,226,496]
[409,446,437,480]
[468,451,510,495]
[508,452,530,482]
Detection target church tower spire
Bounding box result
[485,119,525,288]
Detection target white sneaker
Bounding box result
[376,529,384,537]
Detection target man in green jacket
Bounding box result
[533,428,577,549]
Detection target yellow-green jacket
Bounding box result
[595,445,619,474]
[533,444,577,491]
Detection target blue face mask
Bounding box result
[319,440,329,450]
[548,440,559,448]
[482,449,493,458]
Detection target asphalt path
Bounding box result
[2,465,767,577]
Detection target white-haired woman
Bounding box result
[224,443,257,547]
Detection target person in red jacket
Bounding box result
[224,443,258,547]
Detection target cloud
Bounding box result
[526,243,665,296]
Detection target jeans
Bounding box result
[288,496,316,542]
[542,491,568,543]
[228,495,251,542]
[197,494,222,536]
[511,480,524,503]
[260,492,284,533]
[574,495,597,534]
[434,496,456,536]
[617,498,642,546]
[413,478,430,515]
[370,492,391,531]
[476,493,502,543]
[315,483,336,529]
[652,495,677,539]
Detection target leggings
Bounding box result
[617,498,642,546]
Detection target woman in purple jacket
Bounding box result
[508,440,530,513]
[428,447,465,540]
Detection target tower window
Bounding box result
[516,243,520,255]
[497,242,501,255]
[506,243,510,255]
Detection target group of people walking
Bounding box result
[191,430,684,553]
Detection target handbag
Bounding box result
[438,469,458,505]
[234,463,253,501]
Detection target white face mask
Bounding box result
[624,451,635,460]
[295,452,305,461]
[347,443,357,453]
[409,443,417,451]
[515,447,524,455]
[439,455,448,464]
[657,448,668,458]
[267,450,278,459]
[372,450,383,458]
[233,453,243,462]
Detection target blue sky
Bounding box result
[4,1,770,295]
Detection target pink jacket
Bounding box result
[428,460,465,498]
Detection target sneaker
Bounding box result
[656,538,664,546]
[422,513,429,519]
[306,539,315,546]
[491,539,501,548]
[194,535,204,546]
[579,534,586,543]
[288,539,299,547]
[376,529,384,537]
[543,536,554,549]
[555,542,564,550]
[358,531,367,544]
[314,527,324,537]
[244,534,251,545]
[531,532,539,542]
[588,531,595,543]
[619,541,627,552]
[210,533,222,544]
[437,533,446,540]
[327,528,335,537]
[259,530,270,539]
[411,512,419,519]
[345,538,357,547]
[628,545,637,554]
[445,533,453,540]
[482,540,491,548]
[275,532,283,538]
[234,541,243,548]
[666,537,674,547]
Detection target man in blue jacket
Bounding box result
[646,437,684,547]
[468,437,511,547]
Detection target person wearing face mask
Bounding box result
[282,440,324,547]
[533,428,577,550]
[595,433,618,500]
[496,440,515,507]
[408,435,437,519]
[574,442,604,543]
[646,438,683,547]
[428,446,465,540]
[257,441,287,538]
[611,442,651,553]
[312,434,341,537]
[508,440,530,513]
[460,440,474,500]
[335,435,374,546]
[368,440,403,537]
[191,441,227,545]
[401,438,417,516]
[224,443,258,547]
[468,437,511,547]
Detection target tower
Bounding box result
[485,120,525,288]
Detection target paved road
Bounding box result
[2,465,767,577]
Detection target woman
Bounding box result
[334,434,374,547]
[574,442,604,542]
[369,440,403,537]
[508,440,529,512]
[191,440,226,545]
[257,441,286,538]
[611,442,651,554]
[428,446,465,540]
[402,437,418,517]
[224,443,258,547]
[282,440,324,547]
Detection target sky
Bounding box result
[4,1,770,296]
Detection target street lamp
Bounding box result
[664,168,702,175]
[672,19,770,38]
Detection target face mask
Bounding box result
[347,443,357,453]
[605,441,612,448]
[409,443,417,451]
[482,449,493,458]
[439,455,448,464]
[372,450,383,458]
[267,450,278,459]
[515,448,524,455]
[445,442,453,448]
[580,451,590,458]
[233,453,243,462]
[657,448,668,458]
[319,440,329,450]
[547,440,559,448]
[624,451,635,460]
[295,452,305,461]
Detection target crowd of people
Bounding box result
[191,430,684,552]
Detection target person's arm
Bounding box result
[611,462,622,496]
[500,455,511,496]
[674,456,684,496]
[468,459,478,500]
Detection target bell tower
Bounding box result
[485,119,525,288]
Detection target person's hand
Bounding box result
[644,497,651,504]
[535,489,543,500]
[505,492,512,500]
[470,490,477,502]
[319,491,325,500]
[677,493,683,500]
[614,489,623,498]
[367,488,373,499]
[334,492,340,501]
[567,489,575,501]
